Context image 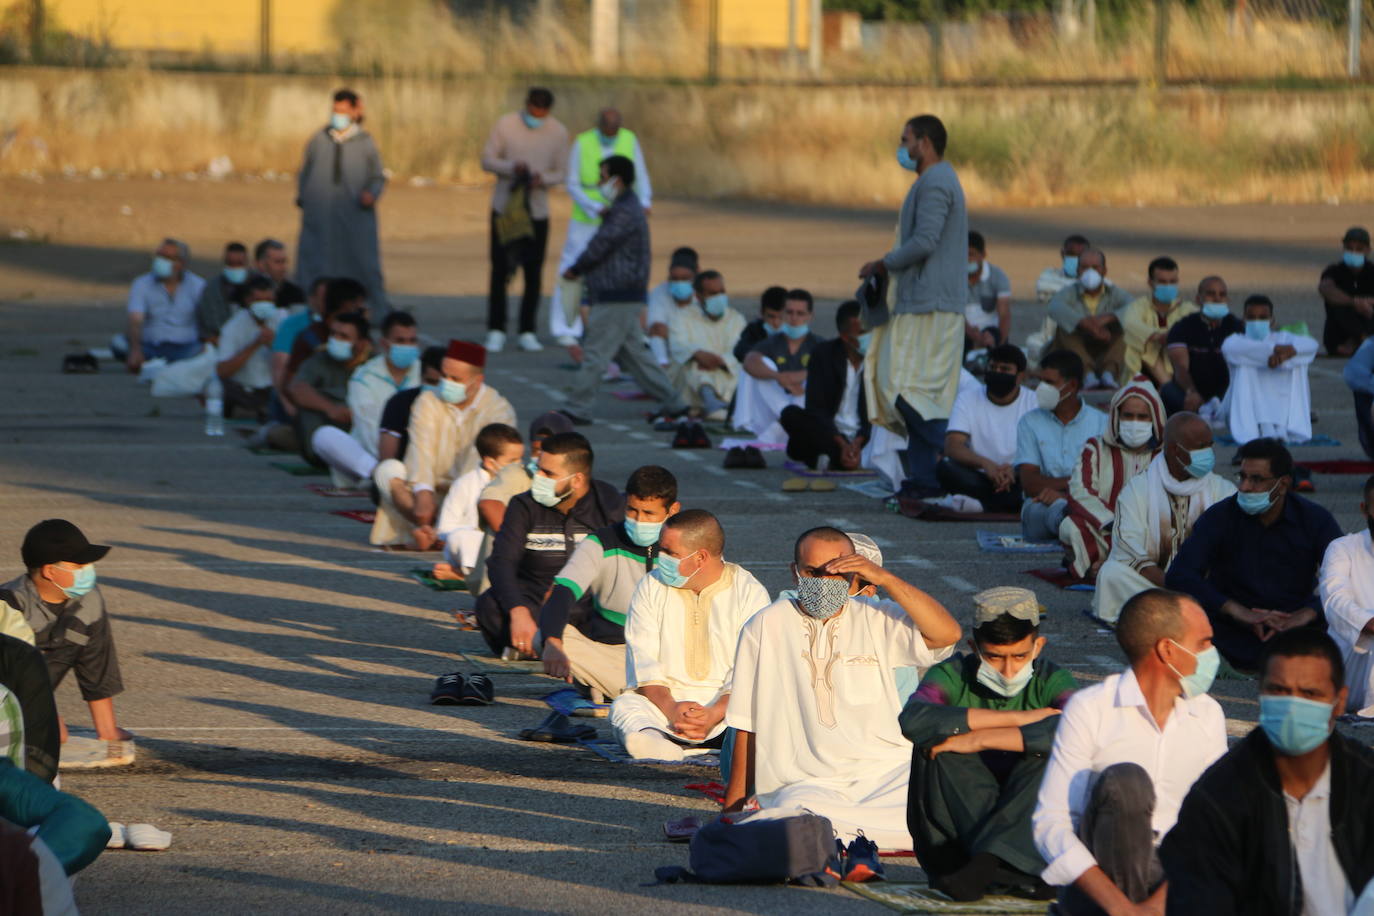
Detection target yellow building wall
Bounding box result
[46,0,336,55]
[719,0,812,50]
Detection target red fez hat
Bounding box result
[444,339,487,368]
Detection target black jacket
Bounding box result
[1160,727,1374,916]
[570,192,650,305]
[801,338,870,442]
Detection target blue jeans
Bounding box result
[895,396,948,495]
[142,339,202,362]
[1021,498,1067,542]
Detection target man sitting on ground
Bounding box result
[1032,588,1227,915]
[903,586,1075,902]
[195,241,249,342]
[936,343,1037,514]
[1221,294,1318,446]
[1092,412,1235,625]
[612,510,768,761]
[377,346,444,465]
[123,237,206,373]
[480,433,623,658]
[1317,225,1374,356]
[779,300,869,471]
[733,285,787,363]
[1167,437,1341,671]
[251,238,306,310]
[667,270,746,422]
[645,247,699,368]
[0,520,134,763]
[1046,247,1132,390]
[1015,350,1107,541]
[964,231,1011,351]
[531,465,681,722]
[1161,629,1374,914]
[1122,256,1196,389]
[733,289,823,441]
[311,311,421,486]
[215,276,286,420]
[432,424,524,581]
[1317,474,1374,718]
[1036,234,1090,305]
[287,312,373,468]
[1161,275,1241,418]
[725,527,961,858]
[370,340,516,549]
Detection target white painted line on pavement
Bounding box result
[1085,654,1119,668]
[867,535,893,547]
[673,450,700,462]
[702,465,726,476]
[895,554,934,569]
[627,431,651,441]
[827,517,857,529]
[605,423,629,432]
[733,479,762,490]
[941,575,978,593]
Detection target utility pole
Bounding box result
[808,0,822,75]
[30,0,44,64]
[788,0,800,74]
[707,0,720,82]
[1349,0,1362,78]
[591,0,621,71]
[259,0,273,71]
[1153,0,1169,85]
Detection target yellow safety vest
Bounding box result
[571,128,638,225]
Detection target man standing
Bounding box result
[123,238,205,373]
[779,300,870,471]
[1046,248,1133,390]
[1161,629,1374,914]
[904,587,1075,901]
[1033,589,1227,915]
[195,241,249,343]
[937,343,1038,514]
[1093,412,1235,625]
[480,87,569,353]
[1316,473,1374,717]
[1162,275,1241,417]
[551,108,652,346]
[1121,256,1197,388]
[558,155,686,426]
[295,89,387,314]
[858,114,969,499]
[1317,225,1374,356]
[1167,437,1341,671]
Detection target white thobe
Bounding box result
[727,596,953,849]
[436,466,493,571]
[730,356,802,443]
[1221,330,1318,444]
[1318,530,1374,716]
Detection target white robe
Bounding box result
[1221,330,1317,444]
[1318,531,1374,716]
[435,466,492,571]
[730,356,803,442]
[727,596,954,849]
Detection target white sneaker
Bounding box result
[484,330,506,353]
[555,335,578,347]
[518,332,544,352]
[927,493,984,513]
[1098,371,1118,389]
[1084,371,1100,390]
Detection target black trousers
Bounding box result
[1057,763,1164,914]
[780,405,845,469]
[488,211,550,335]
[1356,391,1374,460]
[934,458,1023,514]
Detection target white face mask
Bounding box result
[1118,419,1153,448]
[1079,268,1104,291]
[1035,381,1065,411]
[598,178,620,200]
[975,651,1038,698]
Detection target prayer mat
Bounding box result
[719,437,788,452]
[1214,433,1340,447]
[543,687,610,718]
[269,461,329,476]
[976,531,1063,553]
[683,781,726,804]
[783,460,878,478]
[331,509,376,524]
[408,568,467,591]
[577,738,720,768]
[1024,567,1095,592]
[1296,459,1374,474]
[306,483,370,498]
[844,479,897,499]
[612,389,654,401]
[843,880,1049,914]
[375,543,441,553]
[898,501,1020,523]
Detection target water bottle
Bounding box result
[204,376,224,437]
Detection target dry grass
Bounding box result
[2,67,1373,208]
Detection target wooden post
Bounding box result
[808,0,822,75]
[30,0,44,64]
[259,0,272,71]
[1349,0,1362,78]
[707,0,720,82]
[1153,0,1169,84]
[788,0,800,74]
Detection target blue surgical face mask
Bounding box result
[223,266,248,284]
[1201,302,1229,321]
[524,456,540,476]
[654,550,697,589]
[967,260,981,275]
[765,320,785,336]
[896,146,917,172]
[1344,250,1366,270]
[703,294,729,318]
[1062,255,1079,278]
[782,322,810,340]
[152,255,175,279]
[521,111,544,130]
[52,564,97,600]
[422,382,440,397]
[530,472,573,508]
[1238,485,1278,516]
[249,299,278,322]
[330,112,353,131]
[624,518,664,548]
[438,378,467,404]
[1260,694,1333,756]
[857,332,872,356]
[389,343,419,370]
[1246,319,1271,341]
[976,652,1037,698]
[669,280,694,302]
[325,337,354,362]
[1183,445,1215,479]
[1153,284,1179,304]
[598,131,617,146]
[1166,640,1220,698]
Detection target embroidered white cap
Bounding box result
[972,586,1041,627]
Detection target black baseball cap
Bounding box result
[21,519,110,569]
[1344,226,1370,246]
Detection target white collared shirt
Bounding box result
[1319,530,1374,663]
[835,362,863,439]
[1285,762,1353,916]
[1032,667,1227,887]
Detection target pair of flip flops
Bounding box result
[781,477,836,493]
[107,822,172,851]
[429,672,494,705]
[517,711,597,743]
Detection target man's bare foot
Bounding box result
[413,527,439,551]
[431,562,463,581]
